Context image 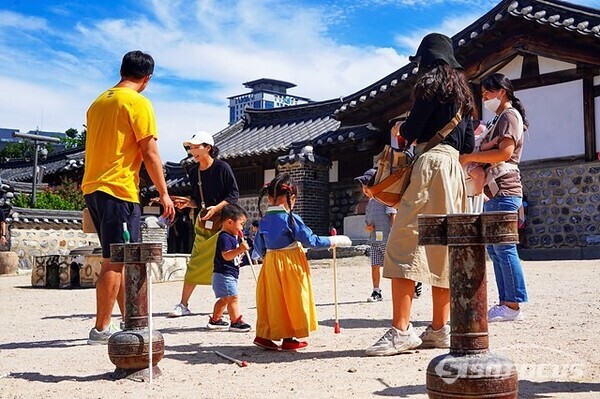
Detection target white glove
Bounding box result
[329,235,352,248]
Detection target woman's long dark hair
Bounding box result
[480,73,528,129]
[257,173,298,227]
[207,145,220,158]
[413,61,476,117]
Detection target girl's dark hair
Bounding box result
[413,62,476,118]
[480,73,529,129]
[257,173,298,227]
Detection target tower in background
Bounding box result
[228,78,311,124]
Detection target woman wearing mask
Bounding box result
[460,73,528,322]
[366,33,475,356]
[168,131,240,318]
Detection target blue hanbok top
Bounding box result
[254,205,331,257]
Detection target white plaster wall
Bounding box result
[496,56,523,81]
[538,56,576,75]
[481,80,585,161]
[329,160,339,183]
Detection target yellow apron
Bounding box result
[183,218,219,285]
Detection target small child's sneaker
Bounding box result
[229,316,251,332]
[367,290,383,302]
[207,317,229,330]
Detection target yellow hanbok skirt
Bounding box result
[255,244,318,340]
[183,219,219,286]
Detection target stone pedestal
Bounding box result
[418,211,519,399]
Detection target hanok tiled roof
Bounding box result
[0,147,85,183]
[214,99,344,160]
[7,206,83,228]
[142,160,193,196]
[334,0,600,125]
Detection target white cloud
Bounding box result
[393,13,483,52]
[0,10,48,30]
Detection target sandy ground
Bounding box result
[0,255,599,399]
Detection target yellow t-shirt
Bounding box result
[82,87,157,203]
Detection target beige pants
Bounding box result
[383,143,467,288]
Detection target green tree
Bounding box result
[0,141,32,160]
[61,127,86,149]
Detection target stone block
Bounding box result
[343,215,369,244]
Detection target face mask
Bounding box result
[483,96,501,113]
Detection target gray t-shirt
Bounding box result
[482,108,524,198]
[365,199,396,243]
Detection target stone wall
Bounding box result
[521,160,600,251]
[10,227,99,269]
[329,183,364,234]
[238,196,265,225]
[278,160,330,235]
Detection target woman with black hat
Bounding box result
[366,33,475,356]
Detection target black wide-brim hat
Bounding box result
[409,33,462,69]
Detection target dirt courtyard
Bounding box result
[0,256,599,398]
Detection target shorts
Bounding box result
[212,272,238,298]
[84,191,141,259]
[369,242,386,267]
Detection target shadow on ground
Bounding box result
[166,342,376,365]
[371,380,600,398]
[320,318,429,329]
[6,371,115,383]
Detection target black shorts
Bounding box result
[84,191,141,259]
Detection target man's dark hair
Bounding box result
[220,204,247,223]
[120,50,154,79]
[251,220,259,228]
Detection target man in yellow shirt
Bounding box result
[82,50,175,345]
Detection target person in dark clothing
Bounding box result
[168,207,192,253]
[168,131,240,318]
[366,33,475,356]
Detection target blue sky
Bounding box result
[1,0,599,162]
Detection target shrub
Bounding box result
[11,178,85,210]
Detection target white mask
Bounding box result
[484,96,501,113]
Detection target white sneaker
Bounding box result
[87,321,120,345]
[488,305,524,322]
[365,324,422,356]
[419,324,450,349]
[487,304,502,319]
[168,303,191,318]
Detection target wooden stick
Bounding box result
[331,228,340,334]
[214,350,248,367]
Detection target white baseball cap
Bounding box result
[183,131,214,147]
